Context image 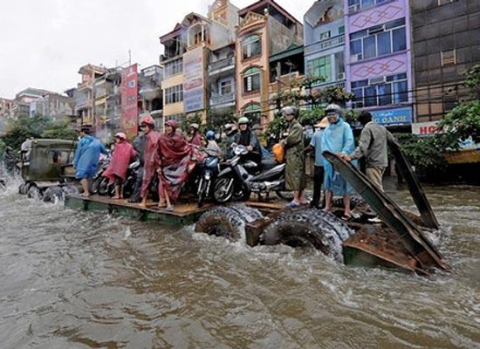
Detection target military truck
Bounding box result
[18,138,79,202]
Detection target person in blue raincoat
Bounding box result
[321,104,355,220]
[73,127,109,197]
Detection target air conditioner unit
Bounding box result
[337,72,346,80]
[351,53,362,63]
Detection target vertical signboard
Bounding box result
[121,64,138,139]
[183,47,205,113]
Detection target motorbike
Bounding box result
[212,145,292,204]
[196,154,220,207]
[93,158,141,198]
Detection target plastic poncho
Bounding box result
[284,120,306,191]
[321,118,355,196]
[140,130,160,198]
[157,131,194,204]
[73,135,108,179]
[102,141,137,185]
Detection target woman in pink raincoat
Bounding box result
[157,119,195,211]
[102,132,137,199]
[139,116,160,207]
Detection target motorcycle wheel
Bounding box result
[213,177,234,204]
[275,190,294,201]
[90,177,102,195]
[97,177,112,196]
[197,179,207,208]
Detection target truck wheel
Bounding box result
[261,208,354,262]
[227,203,263,222]
[195,206,246,241]
[19,183,28,195]
[43,186,64,203]
[27,185,42,200]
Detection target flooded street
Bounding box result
[0,179,479,349]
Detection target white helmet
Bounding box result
[325,104,342,115]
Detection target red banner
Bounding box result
[121,64,138,140]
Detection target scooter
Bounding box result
[93,159,140,197]
[196,154,220,207]
[212,145,291,204]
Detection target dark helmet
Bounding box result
[206,130,215,140]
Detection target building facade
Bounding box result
[410,0,480,127]
[235,0,303,125]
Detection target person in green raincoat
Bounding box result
[281,106,307,207]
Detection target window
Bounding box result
[243,104,261,125]
[320,31,331,41]
[165,85,183,104]
[243,67,261,93]
[242,35,261,60]
[350,18,406,62]
[306,56,332,81]
[441,50,456,66]
[164,58,183,78]
[219,78,233,95]
[348,0,392,13]
[351,73,408,108]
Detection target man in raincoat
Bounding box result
[321,104,355,220]
[2,146,17,177]
[281,106,307,207]
[128,127,146,203]
[73,128,109,197]
[102,132,137,199]
[139,115,160,207]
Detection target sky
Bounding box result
[0,0,313,99]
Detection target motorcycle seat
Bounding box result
[261,159,278,171]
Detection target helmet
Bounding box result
[238,117,249,125]
[206,130,215,140]
[115,132,127,140]
[165,119,178,129]
[325,104,342,115]
[281,106,299,118]
[141,115,155,126]
[189,123,199,130]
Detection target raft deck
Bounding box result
[64,194,286,225]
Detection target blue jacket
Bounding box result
[74,135,108,179]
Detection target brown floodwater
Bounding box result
[0,178,479,349]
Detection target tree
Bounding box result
[437,63,480,150]
[0,115,76,150]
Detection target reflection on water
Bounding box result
[0,179,479,348]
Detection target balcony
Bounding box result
[268,72,304,94]
[305,35,345,56]
[77,81,92,90]
[208,57,235,76]
[210,92,235,107]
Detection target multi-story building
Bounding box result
[74,64,108,127]
[160,4,237,126]
[410,0,480,128]
[206,0,239,125]
[139,64,164,129]
[304,0,346,95]
[346,0,413,130]
[29,93,75,122]
[0,98,16,119]
[235,0,304,125]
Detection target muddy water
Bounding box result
[0,178,479,349]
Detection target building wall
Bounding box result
[346,0,413,128]
[410,0,480,123]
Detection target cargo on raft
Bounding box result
[64,140,451,276]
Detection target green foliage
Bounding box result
[437,64,480,151]
[393,133,447,179]
[0,115,76,151]
[206,107,236,133]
